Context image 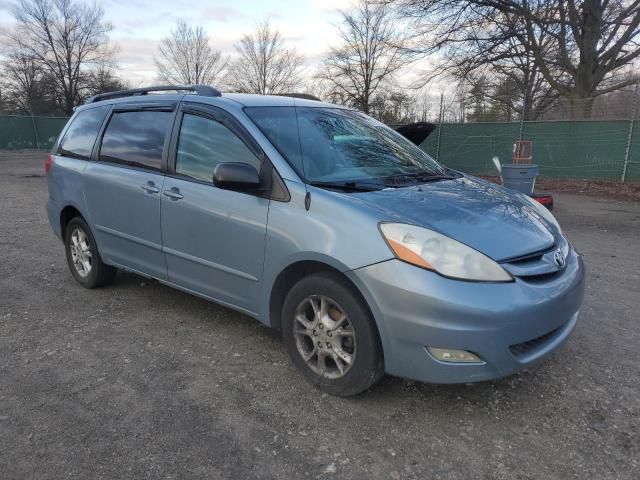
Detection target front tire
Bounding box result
[64,217,116,289]
[282,272,384,396]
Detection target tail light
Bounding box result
[44,154,53,175]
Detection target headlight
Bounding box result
[521,194,561,233]
[379,223,513,282]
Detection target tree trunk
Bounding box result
[568,95,595,120]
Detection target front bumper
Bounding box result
[347,249,585,384]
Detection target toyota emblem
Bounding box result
[554,250,565,268]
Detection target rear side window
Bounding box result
[58,106,109,159]
[99,111,171,171]
[175,113,260,182]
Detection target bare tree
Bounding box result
[320,0,409,114]
[84,64,128,96]
[154,21,229,86]
[226,20,304,94]
[8,0,114,115]
[0,46,45,113]
[392,0,640,118]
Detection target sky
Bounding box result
[0,0,354,85]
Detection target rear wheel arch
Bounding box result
[60,205,84,237]
[63,216,117,288]
[60,206,105,261]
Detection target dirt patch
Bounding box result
[482,175,640,202]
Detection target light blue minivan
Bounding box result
[46,85,585,396]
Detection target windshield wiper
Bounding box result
[308,180,386,192]
[385,171,456,185]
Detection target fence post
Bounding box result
[622,83,639,182]
[518,90,526,142]
[436,92,444,161]
[30,112,40,150]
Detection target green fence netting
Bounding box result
[0,115,68,150]
[1,115,638,180]
[626,121,640,180]
[420,120,639,180]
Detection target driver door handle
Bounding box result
[163,187,184,200]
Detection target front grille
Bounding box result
[518,270,564,283]
[501,236,570,281]
[509,326,562,358]
[505,251,546,265]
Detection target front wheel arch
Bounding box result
[269,261,382,356]
[281,270,385,395]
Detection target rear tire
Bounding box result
[282,272,384,396]
[64,217,116,289]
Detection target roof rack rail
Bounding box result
[84,85,222,104]
[274,93,321,101]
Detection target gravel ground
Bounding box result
[1,154,639,480]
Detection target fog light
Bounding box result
[427,347,482,363]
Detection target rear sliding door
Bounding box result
[84,104,175,279]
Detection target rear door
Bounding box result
[160,103,270,314]
[84,103,176,279]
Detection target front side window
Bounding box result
[175,113,260,183]
[58,105,109,159]
[246,106,447,185]
[99,111,171,171]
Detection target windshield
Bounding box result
[245,106,447,186]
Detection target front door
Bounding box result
[161,105,269,314]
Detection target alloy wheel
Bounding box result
[293,295,357,379]
[69,227,92,277]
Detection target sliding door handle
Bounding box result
[163,187,184,200]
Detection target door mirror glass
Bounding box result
[213,162,260,189]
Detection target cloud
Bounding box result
[103,0,152,8]
[202,6,246,22]
[0,19,13,37]
[262,9,284,20]
[116,12,175,35]
[113,33,237,85]
[112,37,160,79]
[309,0,352,13]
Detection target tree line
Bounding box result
[1,0,639,122]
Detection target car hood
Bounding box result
[347,175,557,262]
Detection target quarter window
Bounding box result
[99,111,171,171]
[58,106,109,159]
[175,113,260,183]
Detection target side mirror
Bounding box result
[213,162,261,190]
